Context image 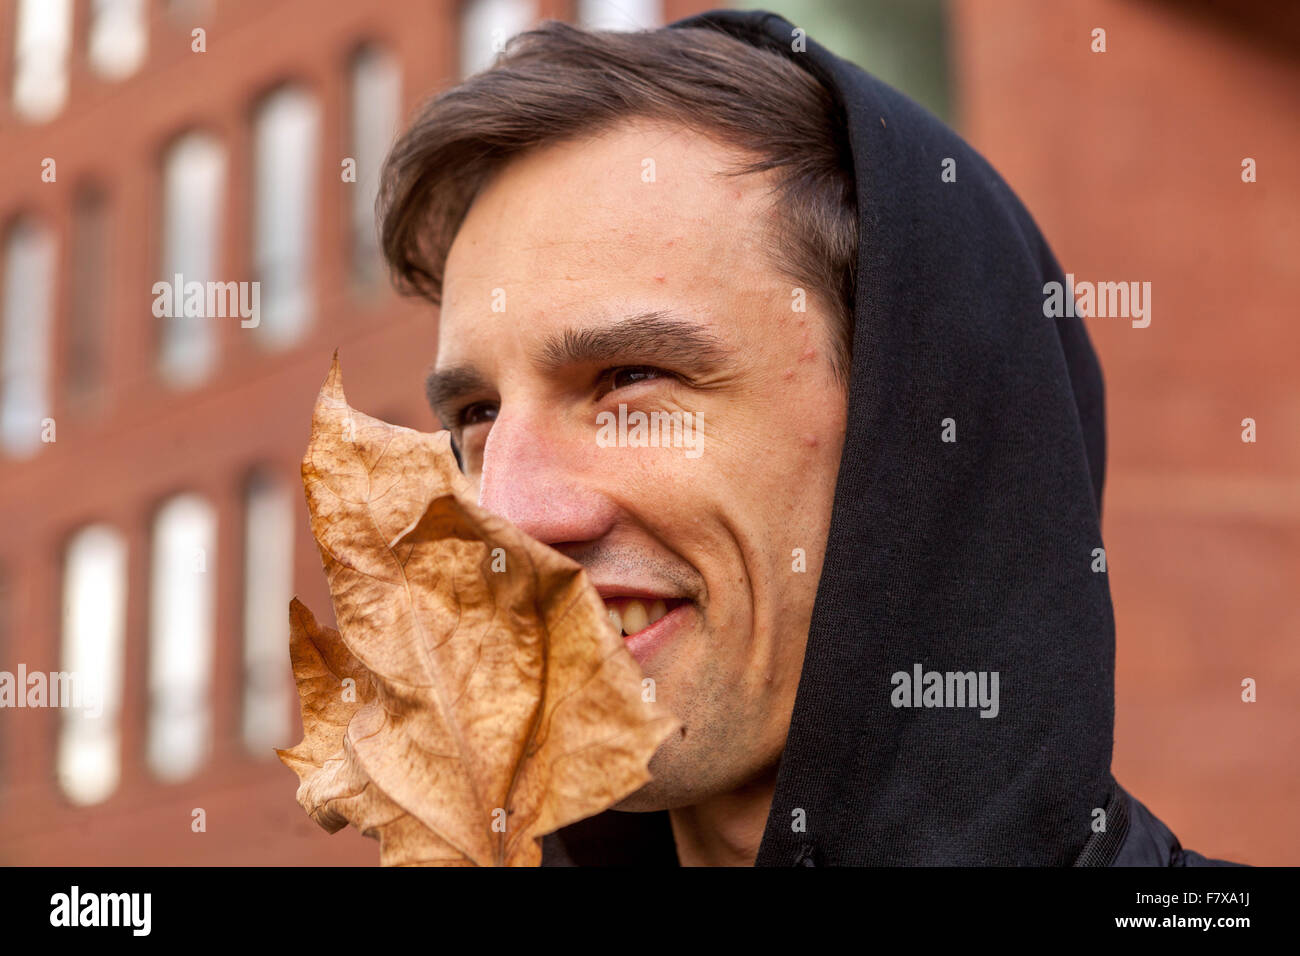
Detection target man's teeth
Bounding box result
[604,598,670,636]
[623,601,648,635]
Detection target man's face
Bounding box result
[430,118,848,810]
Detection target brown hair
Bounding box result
[378,19,857,382]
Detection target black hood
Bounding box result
[542,7,1124,866]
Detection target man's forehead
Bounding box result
[441,120,777,305]
[434,296,724,369]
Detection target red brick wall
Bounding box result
[952,0,1300,865]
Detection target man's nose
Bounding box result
[476,409,616,547]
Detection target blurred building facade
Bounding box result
[0,0,713,866]
[0,0,1294,865]
[951,0,1299,867]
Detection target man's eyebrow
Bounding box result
[537,310,734,374]
[424,364,492,426]
[424,311,735,423]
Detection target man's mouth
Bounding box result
[601,596,688,638]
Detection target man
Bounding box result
[378,9,1240,866]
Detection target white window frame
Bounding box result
[58,525,128,805]
[146,493,217,782]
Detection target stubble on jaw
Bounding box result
[609,653,784,814]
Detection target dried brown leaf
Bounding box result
[277,356,679,865]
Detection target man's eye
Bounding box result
[603,366,669,392]
[457,402,498,427]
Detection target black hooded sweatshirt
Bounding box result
[541,7,1242,867]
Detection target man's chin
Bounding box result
[609,745,702,812]
[611,781,669,812]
